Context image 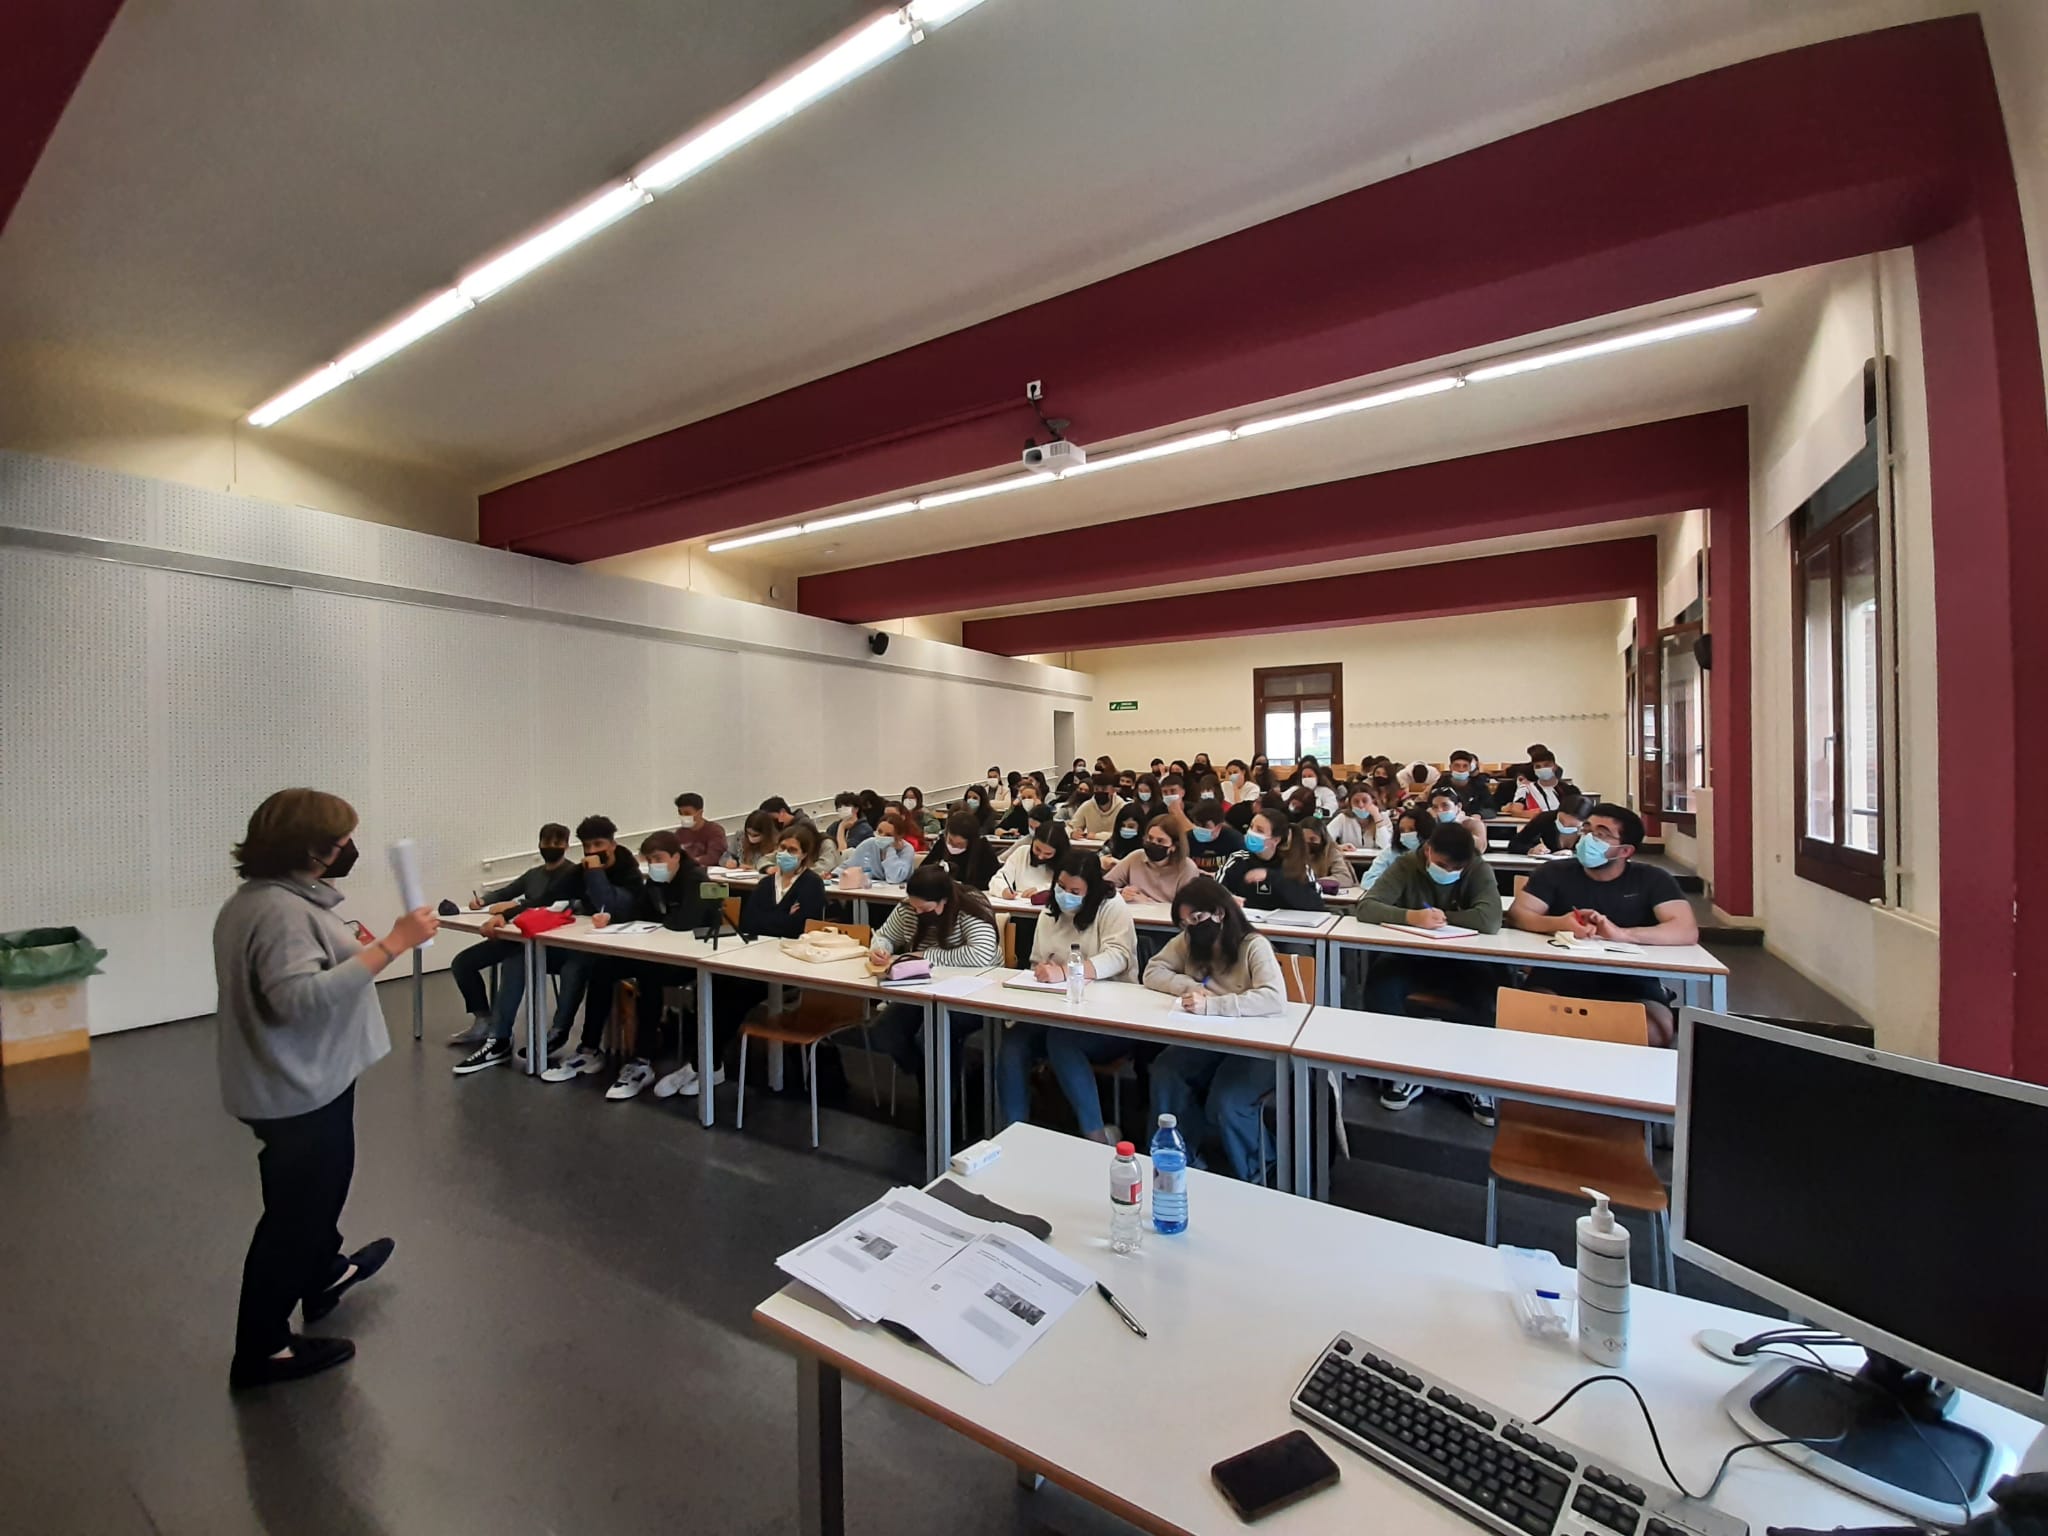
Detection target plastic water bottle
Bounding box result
[1066,943,1086,1005]
[1109,1141,1144,1254]
[1151,1113,1189,1234]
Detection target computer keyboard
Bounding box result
[1292,1333,1747,1536]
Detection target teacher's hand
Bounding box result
[388,908,440,951]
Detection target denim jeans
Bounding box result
[867,1003,982,1080]
[489,947,591,1043]
[1001,1026,1130,1134]
[1148,1046,1271,1182]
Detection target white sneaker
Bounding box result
[678,1065,725,1098]
[606,1060,656,1101]
[653,1064,698,1099]
[540,1046,605,1083]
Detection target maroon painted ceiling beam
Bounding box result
[960,535,1655,655]
[1,0,125,234]
[481,19,1979,562]
[799,410,1742,624]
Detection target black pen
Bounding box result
[1096,1281,1147,1338]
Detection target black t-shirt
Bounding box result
[1508,810,1569,854]
[1524,859,1685,929]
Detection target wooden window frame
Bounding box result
[1792,493,1884,902]
[1654,622,1703,833]
[1251,664,1344,766]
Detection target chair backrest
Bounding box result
[1511,875,1529,901]
[1277,952,1318,1006]
[1495,986,1648,1046]
[1001,923,1018,967]
[723,896,743,928]
[805,917,872,945]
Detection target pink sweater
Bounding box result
[1106,849,1200,903]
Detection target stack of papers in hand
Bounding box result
[777,1185,1096,1385]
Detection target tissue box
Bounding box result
[0,982,91,1067]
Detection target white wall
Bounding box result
[1055,602,1628,793]
[1746,255,1941,1057]
[0,452,1089,1034]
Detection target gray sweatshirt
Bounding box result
[213,877,390,1121]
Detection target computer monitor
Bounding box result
[1674,1009,2048,1525]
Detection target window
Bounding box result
[1658,623,1705,818]
[1252,664,1342,765]
[1793,491,1883,899]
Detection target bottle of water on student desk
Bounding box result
[1151,1113,1189,1234]
[1066,943,1086,1005]
[1109,1141,1145,1254]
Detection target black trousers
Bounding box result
[585,961,695,1058]
[235,1083,356,1361]
[708,976,767,1071]
[450,936,519,1016]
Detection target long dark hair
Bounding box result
[1051,848,1114,931]
[1172,875,1252,969]
[1029,820,1071,865]
[1110,799,1148,846]
[903,863,992,945]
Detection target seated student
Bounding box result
[572,831,714,1102]
[1428,785,1492,851]
[1220,759,1254,806]
[1281,785,1321,826]
[1148,757,1167,777]
[684,822,829,1098]
[984,766,1012,814]
[1156,774,1195,838]
[1220,807,1325,910]
[485,815,640,1076]
[757,796,811,832]
[1066,772,1126,840]
[1128,773,1162,820]
[1166,758,1191,781]
[1099,799,1150,870]
[448,822,576,1047]
[1107,815,1201,903]
[998,851,1140,1137]
[1507,802,1696,1046]
[922,811,1001,890]
[1291,756,1341,815]
[1055,757,1090,798]
[1434,749,1495,808]
[856,788,890,832]
[900,786,942,841]
[958,782,998,831]
[1115,767,1139,802]
[1143,879,1287,1182]
[1186,770,1222,809]
[1093,754,1119,779]
[863,866,1001,1078]
[1501,744,1568,817]
[1185,798,1244,874]
[1354,822,1506,1120]
[1361,804,1434,888]
[1508,794,1593,854]
[1299,819,1357,890]
[1223,784,1266,833]
[990,819,1067,900]
[673,792,730,868]
[883,800,928,852]
[848,812,919,885]
[823,791,872,865]
[1328,784,1391,855]
[995,778,1045,834]
[717,810,780,874]
[1191,751,1215,778]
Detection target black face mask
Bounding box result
[539,845,567,864]
[1094,792,1113,807]
[322,839,359,880]
[1142,843,1171,863]
[1029,851,1053,867]
[1186,921,1219,956]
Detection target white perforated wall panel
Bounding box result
[0,451,154,542]
[159,480,380,580]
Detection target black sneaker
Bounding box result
[229,1333,355,1391]
[453,1039,512,1075]
[1466,1094,1498,1128]
[1378,1080,1424,1111]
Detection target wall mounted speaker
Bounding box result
[868,631,890,656]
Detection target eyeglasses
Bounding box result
[1182,910,1221,925]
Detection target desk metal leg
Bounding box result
[930,1002,951,1181]
[1291,1059,1313,1199]
[1271,1052,1293,1195]
[411,947,423,1041]
[524,941,544,1078]
[696,967,716,1128]
[1709,973,1727,1012]
[797,1356,844,1536]
[983,1016,999,1135]
[1318,1070,1335,1200]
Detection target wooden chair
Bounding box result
[1485,987,1674,1289]
[952,924,1018,1140]
[735,920,875,1148]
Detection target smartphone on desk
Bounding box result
[1212,1429,1339,1522]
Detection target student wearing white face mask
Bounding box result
[900,785,941,840]
[1220,759,1254,807]
[921,811,1000,890]
[1290,756,1341,816]
[1361,805,1433,888]
[995,781,1045,835]
[984,766,1012,813]
[672,791,729,868]
[1428,785,1491,851]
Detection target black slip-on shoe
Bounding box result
[302,1236,395,1324]
[229,1333,355,1390]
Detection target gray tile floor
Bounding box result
[0,939,1847,1535]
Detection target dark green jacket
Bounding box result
[1353,850,1502,933]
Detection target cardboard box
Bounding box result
[0,981,91,1067]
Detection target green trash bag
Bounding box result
[0,928,108,990]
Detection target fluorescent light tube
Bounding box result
[458,182,651,302]
[335,290,474,377]
[1235,374,1460,438]
[917,472,1055,510]
[906,0,988,27]
[804,500,918,533]
[1463,302,1758,383]
[708,525,807,553]
[247,365,352,428]
[638,13,912,193]
[1061,428,1234,476]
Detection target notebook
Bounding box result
[1380,922,1480,940]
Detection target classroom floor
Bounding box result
[1,940,1847,1535]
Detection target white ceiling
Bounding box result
[0,0,1959,493]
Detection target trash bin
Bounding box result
[0,927,106,1066]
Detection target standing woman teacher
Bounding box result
[215,788,438,1389]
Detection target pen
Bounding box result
[1096,1281,1147,1338]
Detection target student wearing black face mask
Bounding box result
[921,811,1000,890]
[447,823,575,1048]
[1066,772,1126,840]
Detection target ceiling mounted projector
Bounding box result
[1022,439,1086,472]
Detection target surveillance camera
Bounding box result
[1025,380,1044,402]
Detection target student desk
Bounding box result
[755,1122,1942,1536]
[934,973,1313,1192]
[420,907,515,1051]
[536,918,727,1117]
[1288,1008,1677,1201]
[1319,919,1729,1013]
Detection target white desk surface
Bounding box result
[535,916,725,963]
[689,940,996,999]
[1324,918,1728,979]
[1295,1008,1678,1116]
[756,1124,1976,1536]
[953,972,1309,1054]
[435,908,504,937]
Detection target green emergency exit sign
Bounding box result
[1108,700,1138,711]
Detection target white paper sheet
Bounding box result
[777,1187,984,1323]
[900,1227,1096,1386]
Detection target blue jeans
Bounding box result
[489,948,592,1043]
[868,1003,981,1080]
[998,1026,1130,1134]
[1149,1046,1270,1182]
